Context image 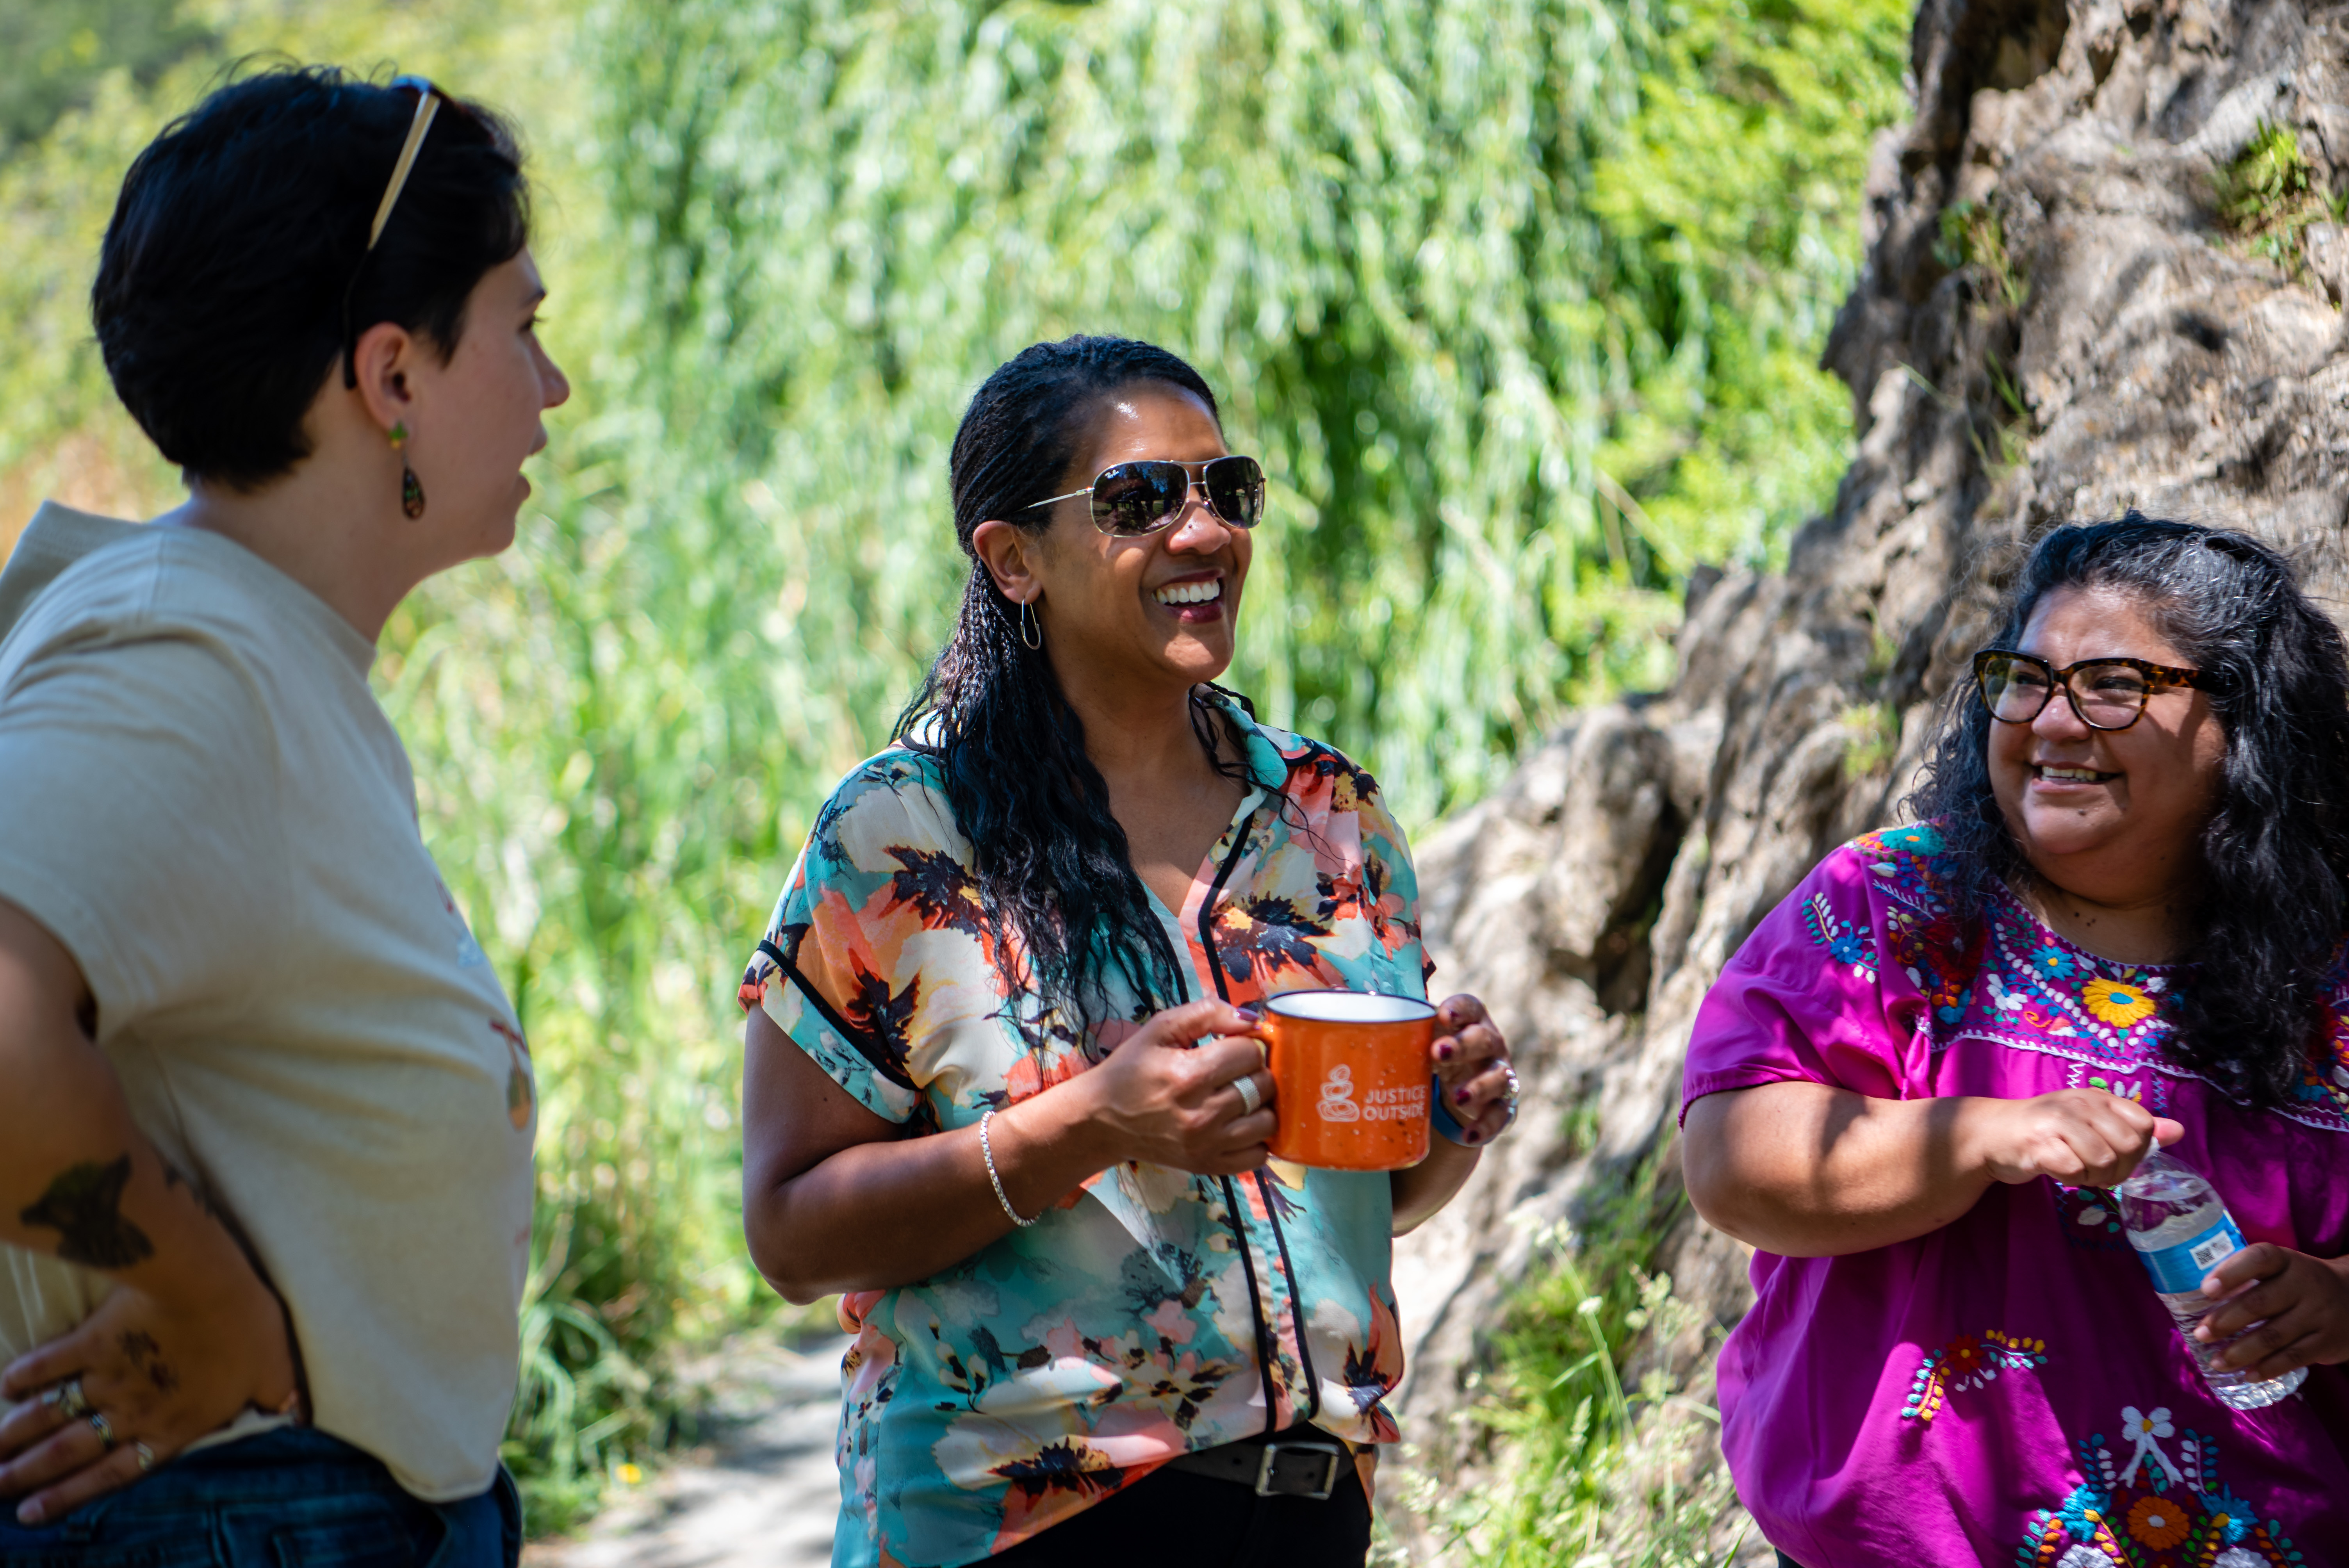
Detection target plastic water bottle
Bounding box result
[2114,1148,2304,1410]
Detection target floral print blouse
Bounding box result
[740,694,1429,1568]
[1682,823,2349,1568]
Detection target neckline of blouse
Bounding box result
[1984,875,2187,975]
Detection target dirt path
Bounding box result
[524,1334,850,1568]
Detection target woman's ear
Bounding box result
[348,320,421,437]
[971,519,1043,605]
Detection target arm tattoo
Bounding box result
[18,1155,153,1269]
[118,1327,182,1390]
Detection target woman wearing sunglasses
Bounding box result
[1679,516,2349,1568]
[0,67,565,1563]
[738,335,1518,1566]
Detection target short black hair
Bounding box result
[93,64,530,489]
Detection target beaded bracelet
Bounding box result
[979,1108,1039,1227]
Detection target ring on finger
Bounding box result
[1498,1064,1521,1130]
[43,1377,90,1420]
[87,1411,117,1451]
[1233,1073,1264,1117]
[133,1440,156,1473]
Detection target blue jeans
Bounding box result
[0,1425,520,1566]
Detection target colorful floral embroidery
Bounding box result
[2014,1406,2306,1567]
[2083,976,2158,1028]
[2288,985,2349,1118]
[1804,890,1878,978]
[2051,1183,2134,1253]
[2031,944,2078,981]
[1846,826,2349,1135]
[1899,1329,2048,1423]
[1851,823,1978,1022]
[2126,1494,2191,1549]
[1699,830,2349,1564]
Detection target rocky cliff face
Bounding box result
[1392,0,2349,1548]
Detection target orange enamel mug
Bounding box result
[1255,990,1435,1170]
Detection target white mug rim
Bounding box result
[1262,989,1436,1025]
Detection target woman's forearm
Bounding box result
[1681,1082,1998,1258]
[0,905,258,1309]
[1390,1139,1481,1235]
[1683,1080,2175,1258]
[744,1085,1113,1302]
[742,1000,1274,1301]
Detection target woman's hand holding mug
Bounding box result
[1060,992,1513,1179]
[1067,999,1275,1175]
[1431,994,1515,1146]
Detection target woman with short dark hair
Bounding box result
[0,65,566,1563]
[1682,516,2349,1567]
[739,335,1518,1566]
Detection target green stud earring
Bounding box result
[387,421,426,519]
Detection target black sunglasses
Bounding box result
[1972,649,2210,731]
[1027,456,1266,536]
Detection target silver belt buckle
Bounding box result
[1255,1438,1344,1500]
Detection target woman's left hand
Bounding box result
[0,1258,297,1523]
[1430,993,1515,1146]
[2193,1244,2349,1381]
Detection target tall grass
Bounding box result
[1403,1172,1753,1565]
[0,0,1908,1534]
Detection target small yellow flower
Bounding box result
[617,1462,643,1485]
[2083,976,2157,1027]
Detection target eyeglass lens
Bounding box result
[1090,457,1265,535]
[1978,654,2152,728]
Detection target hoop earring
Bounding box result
[1020,598,1043,650]
[388,421,427,519]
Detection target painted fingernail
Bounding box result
[1455,1086,1472,1105]
[1435,1041,1455,1060]
[1464,1129,1482,1144]
[1235,1008,1261,1024]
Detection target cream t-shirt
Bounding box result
[0,503,537,1502]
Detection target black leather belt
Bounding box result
[1167,1434,1350,1499]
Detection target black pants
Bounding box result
[987,1451,1372,1567]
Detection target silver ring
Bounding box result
[1499,1064,1521,1129]
[44,1378,89,1420]
[1233,1073,1264,1117]
[87,1411,117,1451]
[133,1440,155,1473]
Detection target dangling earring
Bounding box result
[388,421,427,519]
[1020,598,1043,650]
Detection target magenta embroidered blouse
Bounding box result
[1681,823,2349,1568]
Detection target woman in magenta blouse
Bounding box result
[1681,517,2349,1568]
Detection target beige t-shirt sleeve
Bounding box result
[0,628,286,1025]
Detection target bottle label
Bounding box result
[2134,1216,2247,1294]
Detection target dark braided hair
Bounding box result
[1909,513,2349,1107]
[896,335,1256,1037]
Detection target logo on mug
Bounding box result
[1317,1064,1362,1123]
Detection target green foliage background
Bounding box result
[0,0,1909,1536]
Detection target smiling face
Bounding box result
[403,248,570,561]
[1003,382,1252,700]
[1986,584,2228,906]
